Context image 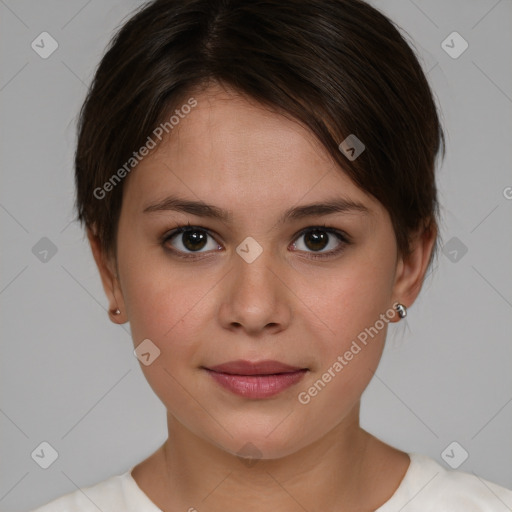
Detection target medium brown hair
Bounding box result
[74,0,445,269]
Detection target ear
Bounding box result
[87,227,127,324]
[390,223,437,322]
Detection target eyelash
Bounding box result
[161,222,351,261]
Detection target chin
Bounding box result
[207,416,316,462]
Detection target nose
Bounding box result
[217,245,292,336]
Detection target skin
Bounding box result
[88,82,436,512]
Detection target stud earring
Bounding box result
[111,308,121,316]
[395,303,407,319]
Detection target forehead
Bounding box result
[122,84,382,219]
[160,85,333,171]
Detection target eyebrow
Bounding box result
[142,194,371,223]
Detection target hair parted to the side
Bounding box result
[74,0,445,271]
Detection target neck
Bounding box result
[136,403,402,512]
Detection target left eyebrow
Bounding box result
[142,194,371,223]
[281,197,371,222]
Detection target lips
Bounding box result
[203,360,308,399]
[206,359,306,375]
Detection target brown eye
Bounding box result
[291,226,349,259]
[180,229,208,251]
[303,229,329,251]
[164,226,220,255]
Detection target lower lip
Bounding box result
[205,369,308,399]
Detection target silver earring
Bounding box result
[395,303,407,319]
[112,308,121,316]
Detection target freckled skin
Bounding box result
[89,83,436,512]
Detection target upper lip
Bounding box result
[205,360,307,375]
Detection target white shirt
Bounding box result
[30,452,512,511]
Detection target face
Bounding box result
[92,83,430,460]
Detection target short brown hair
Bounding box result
[75,0,445,269]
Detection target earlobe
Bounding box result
[86,227,127,324]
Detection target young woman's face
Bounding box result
[106,84,413,459]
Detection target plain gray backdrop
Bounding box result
[1,0,511,510]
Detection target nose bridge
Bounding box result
[233,237,279,300]
[218,236,292,333]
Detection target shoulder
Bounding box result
[28,469,142,512]
[380,452,512,511]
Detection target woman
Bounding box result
[31,0,512,510]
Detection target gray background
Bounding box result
[1,0,511,510]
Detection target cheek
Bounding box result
[296,272,391,424]
[119,261,210,421]
[117,245,220,377]
[298,245,395,399]
[122,264,204,352]
[312,251,395,343]
[115,231,192,341]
